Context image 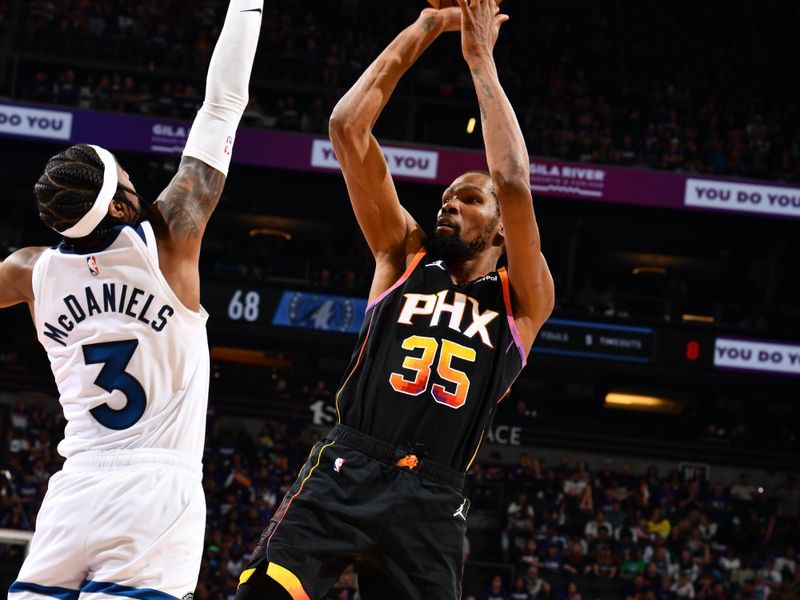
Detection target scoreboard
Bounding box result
[202,282,798,378]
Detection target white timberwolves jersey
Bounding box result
[31,221,210,461]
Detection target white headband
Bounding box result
[58,145,119,239]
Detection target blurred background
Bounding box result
[0,0,799,599]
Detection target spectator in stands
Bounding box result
[525,566,550,598]
[775,547,797,580]
[679,481,706,514]
[620,548,648,580]
[505,493,536,561]
[562,581,583,600]
[652,545,675,579]
[518,539,543,571]
[563,540,589,579]
[586,534,617,580]
[625,574,650,599]
[586,510,614,540]
[510,576,533,600]
[705,482,732,518]
[646,507,672,540]
[541,545,565,580]
[485,452,508,481]
[606,501,628,530]
[730,474,757,506]
[481,575,510,600]
[675,550,700,584]
[643,561,661,589]
[671,573,696,598]
[654,575,675,600]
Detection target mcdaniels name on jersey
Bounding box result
[42,282,175,347]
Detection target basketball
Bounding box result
[427,0,503,8]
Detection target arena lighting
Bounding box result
[210,346,292,368]
[682,314,715,323]
[632,266,667,275]
[466,117,477,134]
[249,228,292,240]
[604,392,684,414]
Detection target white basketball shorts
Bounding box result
[8,449,205,600]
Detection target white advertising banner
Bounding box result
[685,178,800,219]
[311,139,439,180]
[714,337,800,376]
[0,104,73,141]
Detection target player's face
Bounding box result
[431,172,502,261]
[112,163,146,224]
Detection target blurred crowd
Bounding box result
[2,398,799,600]
[4,0,799,181]
[467,455,799,600]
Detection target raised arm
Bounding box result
[459,0,554,352]
[328,8,459,302]
[149,0,262,310]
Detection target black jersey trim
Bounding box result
[56,223,147,255]
[334,310,375,422]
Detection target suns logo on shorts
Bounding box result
[86,255,100,277]
[333,457,346,473]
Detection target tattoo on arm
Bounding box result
[158,157,226,239]
[471,68,496,99]
[421,15,438,33]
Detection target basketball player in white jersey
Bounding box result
[0,2,262,599]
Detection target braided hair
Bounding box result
[34,144,129,249]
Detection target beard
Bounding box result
[118,195,149,227]
[425,221,497,264]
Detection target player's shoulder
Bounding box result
[0,246,49,304]
[4,246,49,270]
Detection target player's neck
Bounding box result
[445,253,497,286]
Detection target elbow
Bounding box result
[328,111,350,141]
[328,110,365,147]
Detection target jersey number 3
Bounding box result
[83,340,146,430]
[389,335,476,409]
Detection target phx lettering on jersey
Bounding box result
[397,290,499,348]
[42,282,175,347]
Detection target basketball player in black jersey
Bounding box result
[235,1,554,598]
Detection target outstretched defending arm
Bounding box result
[329,8,459,304]
[459,0,554,352]
[150,0,262,309]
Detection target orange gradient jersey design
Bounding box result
[432,339,477,408]
[336,249,527,471]
[389,335,439,396]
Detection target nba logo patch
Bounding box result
[224,135,234,155]
[87,255,100,277]
[333,458,346,473]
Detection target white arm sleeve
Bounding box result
[182,0,263,176]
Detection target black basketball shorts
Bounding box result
[234,424,471,600]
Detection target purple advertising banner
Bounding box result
[2,101,800,220]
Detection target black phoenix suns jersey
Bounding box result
[336,248,527,471]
